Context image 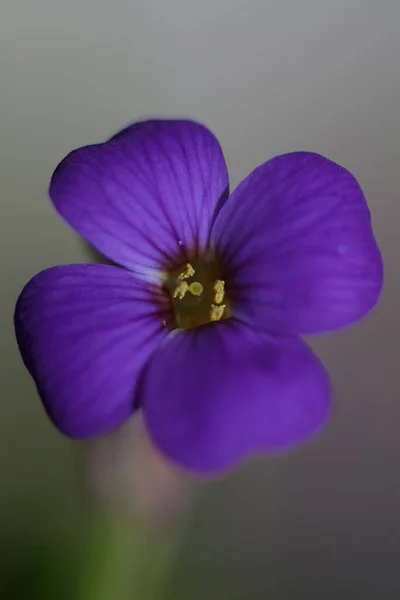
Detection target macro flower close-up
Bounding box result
[14,119,383,475]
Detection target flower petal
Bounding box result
[50,120,229,274]
[142,322,331,475]
[212,152,383,335]
[15,264,166,438]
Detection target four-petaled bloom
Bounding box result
[14,119,383,475]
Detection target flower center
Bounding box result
[165,257,231,329]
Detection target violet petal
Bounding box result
[142,321,331,474]
[212,152,383,335]
[49,120,229,274]
[15,264,166,438]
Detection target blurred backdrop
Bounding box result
[1,1,399,598]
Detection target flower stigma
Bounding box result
[188,281,204,296]
[165,256,231,330]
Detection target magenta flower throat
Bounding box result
[14,119,383,474]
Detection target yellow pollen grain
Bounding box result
[178,263,195,280]
[213,280,225,304]
[173,281,189,299]
[209,304,226,322]
[188,281,204,296]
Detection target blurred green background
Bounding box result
[1,1,400,598]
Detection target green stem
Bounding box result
[78,506,181,600]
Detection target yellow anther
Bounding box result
[188,281,204,296]
[178,263,195,280]
[213,280,225,304]
[173,281,189,299]
[209,304,226,322]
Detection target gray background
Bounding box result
[1,1,399,598]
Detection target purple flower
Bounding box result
[14,119,383,475]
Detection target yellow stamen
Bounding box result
[209,304,226,322]
[178,263,195,280]
[173,281,189,299]
[213,280,225,304]
[167,256,231,330]
[188,281,204,296]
